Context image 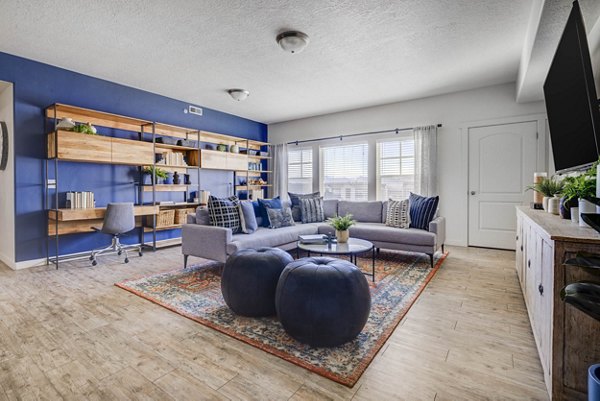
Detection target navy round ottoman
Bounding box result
[221,247,293,317]
[275,257,371,347]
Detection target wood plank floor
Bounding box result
[0,246,549,400]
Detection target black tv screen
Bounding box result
[544,1,600,173]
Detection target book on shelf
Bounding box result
[298,234,328,244]
[65,191,95,209]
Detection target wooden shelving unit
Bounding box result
[44,103,269,266]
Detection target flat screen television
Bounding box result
[544,0,600,173]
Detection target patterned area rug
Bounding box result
[116,250,448,387]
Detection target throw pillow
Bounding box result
[251,200,263,227]
[288,192,320,222]
[195,206,210,225]
[238,201,258,234]
[266,207,295,229]
[409,193,439,230]
[208,195,241,233]
[385,199,410,229]
[258,197,282,227]
[300,197,325,223]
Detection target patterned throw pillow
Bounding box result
[300,197,325,223]
[208,195,241,233]
[266,207,295,229]
[386,199,410,229]
[288,192,320,222]
[258,197,282,227]
[409,193,439,230]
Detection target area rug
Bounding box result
[116,250,448,387]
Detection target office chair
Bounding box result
[89,202,142,266]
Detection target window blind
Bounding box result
[321,142,369,201]
[288,148,313,194]
[377,138,415,200]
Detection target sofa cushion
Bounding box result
[409,193,439,230]
[195,206,210,225]
[338,201,382,223]
[300,197,325,223]
[208,195,241,233]
[266,207,295,229]
[386,199,410,229]
[238,201,258,234]
[258,197,282,227]
[228,224,320,254]
[323,199,338,218]
[318,223,435,247]
[289,192,320,222]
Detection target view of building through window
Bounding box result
[287,147,313,194]
[321,143,369,201]
[377,137,415,200]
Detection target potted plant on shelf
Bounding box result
[527,176,563,211]
[142,166,168,185]
[327,214,356,243]
[560,173,596,226]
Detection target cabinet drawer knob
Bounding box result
[538,284,544,295]
[516,235,519,241]
[528,260,531,268]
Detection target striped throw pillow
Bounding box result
[208,195,241,233]
[300,197,325,223]
[386,199,410,229]
[409,193,439,230]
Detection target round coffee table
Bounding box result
[297,238,375,281]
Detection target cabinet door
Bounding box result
[112,137,154,165]
[227,153,248,171]
[515,214,524,281]
[537,237,553,383]
[201,150,228,169]
[52,131,112,163]
[525,224,537,310]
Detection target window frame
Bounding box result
[376,135,416,200]
[319,140,370,202]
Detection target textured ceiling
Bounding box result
[517,0,600,102]
[0,0,534,123]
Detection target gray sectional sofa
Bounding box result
[182,199,445,267]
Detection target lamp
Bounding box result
[227,89,250,101]
[276,31,310,54]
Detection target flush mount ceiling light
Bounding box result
[227,89,250,101]
[276,31,310,54]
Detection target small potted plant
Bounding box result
[327,214,356,243]
[142,166,168,185]
[527,176,563,211]
[560,173,596,225]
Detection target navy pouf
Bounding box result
[590,364,600,401]
[275,257,371,347]
[221,247,293,317]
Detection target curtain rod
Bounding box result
[286,124,442,145]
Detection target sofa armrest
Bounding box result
[429,216,446,248]
[182,224,232,263]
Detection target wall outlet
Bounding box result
[188,105,203,116]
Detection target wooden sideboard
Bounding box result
[516,207,600,400]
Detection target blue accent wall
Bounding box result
[0,52,267,262]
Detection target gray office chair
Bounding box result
[89,202,142,266]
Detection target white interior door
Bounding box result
[468,121,538,250]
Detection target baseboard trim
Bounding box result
[11,238,182,270]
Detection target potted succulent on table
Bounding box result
[142,166,168,185]
[327,214,356,243]
[527,176,563,211]
[560,173,596,225]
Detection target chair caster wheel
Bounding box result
[118,251,122,256]
[92,260,97,266]
[89,255,94,261]
[124,258,129,264]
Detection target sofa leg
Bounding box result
[428,254,434,268]
[441,244,445,253]
[183,254,188,269]
[376,248,381,254]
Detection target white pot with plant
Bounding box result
[327,214,356,243]
[527,176,563,211]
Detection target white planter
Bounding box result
[578,199,595,227]
[547,197,560,215]
[542,196,551,211]
[336,230,349,243]
[571,207,580,224]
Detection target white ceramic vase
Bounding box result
[571,207,580,224]
[542,196,551,211]
[547,197,560,215]
[336,230,349,243]
[578,199,595,227]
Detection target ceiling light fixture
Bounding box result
[276,31,310,54]
[227,89,250,101]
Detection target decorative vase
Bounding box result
[559,197,575,219]
[173,171,180,185]
[184,174,191,185]
[142,173,152,186]
[217,144,228,152]
[579,198,595,227]
[230,144,240,154]
[336,229,349,243]
[533,172,547,205]
[571,207,580,224]
[164,172,174,185]
[542,196,551,211]
[548,197,560,215]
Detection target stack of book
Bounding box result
[157,152,188,167]
[298,234,328,244]
[65,191,95,209]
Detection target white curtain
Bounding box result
[269,143,288,199]
[413,125,438,197]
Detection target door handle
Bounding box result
[538,284,544,295]
[470,191,476,195]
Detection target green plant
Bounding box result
[560,173,596,202]
[72,123,97,135]
[327,214,356,231]
[143,166,168,179]
[526,176,563,197]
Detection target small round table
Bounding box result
[297,238,375,282]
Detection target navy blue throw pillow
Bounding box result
[258,197,282,227]
[409,193,439,230]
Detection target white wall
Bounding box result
[269,82,547,247]
[0,82,15,268]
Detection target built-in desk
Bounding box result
[48,205,159,235]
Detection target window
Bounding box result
[377,137,415,200]
[321,142,369,201]
[287,147,313,194]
